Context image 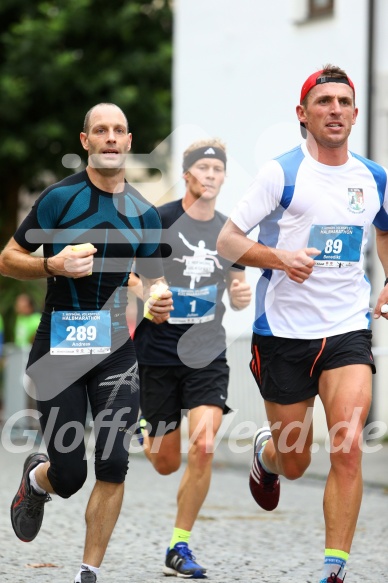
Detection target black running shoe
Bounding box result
[77,568,97,583]
[163,542,207,578]
[10,452,51,542]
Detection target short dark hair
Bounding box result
[301,64,354,107]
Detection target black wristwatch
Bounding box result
[43,257,54,276]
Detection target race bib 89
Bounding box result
[308,225,363,267]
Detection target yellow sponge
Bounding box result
[71,243,95,275]
[71,243,95,252]
[144,282,169,320]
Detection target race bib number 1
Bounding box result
[168,285,217,324]
[308,225,363,267]
[50,310,111,355]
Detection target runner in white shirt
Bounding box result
[217,64,388,583]
[231,140,387,339]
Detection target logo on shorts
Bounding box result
[348,188,365,213]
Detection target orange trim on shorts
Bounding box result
[252,344,261,384]
[310,337,326,377]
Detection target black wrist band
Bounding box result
[385,277,388,287]
[43,257,54,276]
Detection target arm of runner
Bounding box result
[373,227,388,319]
[0,237,96,280]
[0,238,46,280]
[227,270,252,310]
[127,272,143,300]
[217,218,319,284]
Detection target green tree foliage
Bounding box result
[0,0,172,244]
[0,0,172,337]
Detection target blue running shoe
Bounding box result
[163,542,207,578]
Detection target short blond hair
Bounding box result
[183,138,226,160]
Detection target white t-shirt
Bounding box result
[230,142,388,339]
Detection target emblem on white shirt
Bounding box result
[348,188,365,213]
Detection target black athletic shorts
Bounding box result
[250,329,375,405]
[25,329,139,496]
[138,360,230,437]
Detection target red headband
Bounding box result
[300,70,355,103]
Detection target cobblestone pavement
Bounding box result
[0,439,387,583]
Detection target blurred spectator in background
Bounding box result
[14,293,41,348]
[0,312,4,357]
[0,313,4,395]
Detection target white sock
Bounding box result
[29,466,47,495]
[258,442,275,474]
[74,564,100,582]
